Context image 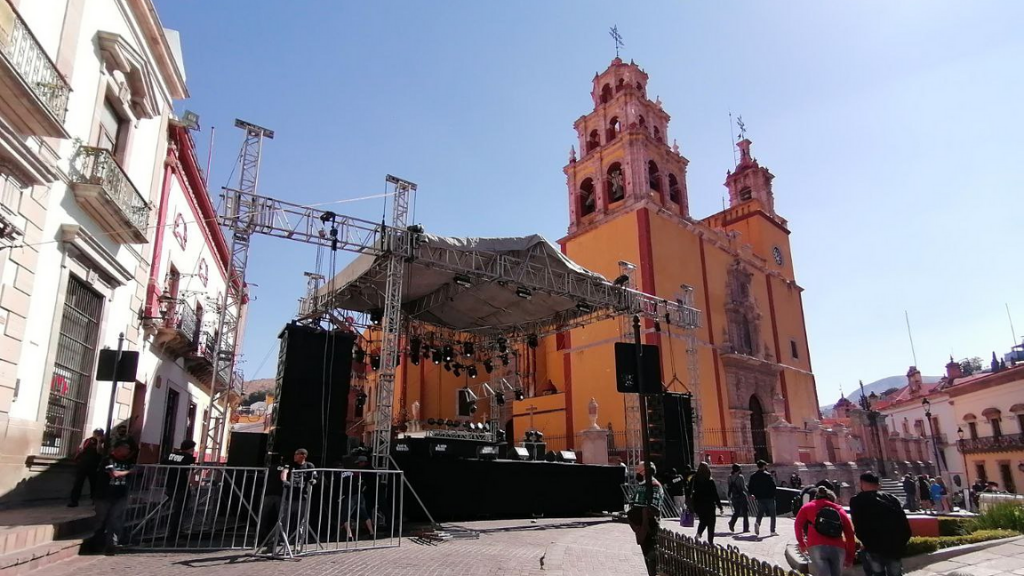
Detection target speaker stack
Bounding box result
[645,392,695,474]
[266,323,355,467]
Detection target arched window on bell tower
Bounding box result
[579,178,596,217]
[739,187,752,202]
[600,84,613,104]
[607,117,620,142]
[587,129,600,153]
[638,115,646,130]
[668,174,681,204]
[606,163,625,203]
[647,160,661,192]
[636,81,645,97]
[653,126,661,142]
[616,78,625,93]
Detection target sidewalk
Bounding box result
[661,510,797,570]
[908,537,1024,576]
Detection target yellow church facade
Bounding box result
[372,58,823,465]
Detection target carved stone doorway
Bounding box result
[749,395,770,463]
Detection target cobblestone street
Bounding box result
[29,518,651,576]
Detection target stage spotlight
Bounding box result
[515,286,533,300]
[410,337,422,358]
[514,388,525,401]
[467,365,478,379]
[612,274,630,286]
[370,354,381,371]
[576,301,594,313]
[653,320,661,333]
[454,274,472,288]
[453,364,462,377]
[526,430,537,442]
[410,352,420,366]
[432,350,442,364]
[527,334,538,349]
[353,347,366,363]
[497,337,508,353]
[447,419,456,428]
[462,341,474,357]
[483,359,494,374]
[355,391,368,409]
[500,353,510,366]
[370,309,383,325]
[443,345,454,362]
[427,418,436,426]
[534,430,544,441]
[443,362,452,372]
[495,391,505,406]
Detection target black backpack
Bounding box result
[813,505,844,538]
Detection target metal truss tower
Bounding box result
[618,261,642,484]
[370,175,416,470]
[199,119,274,463]
[681,284,702,463]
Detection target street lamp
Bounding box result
[957,427,970,511]
[922,398,943,474]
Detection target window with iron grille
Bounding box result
[41,276,103,457]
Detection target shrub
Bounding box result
[972,502,1024,534]
[903,529,1018,557]
[938,517,973,537]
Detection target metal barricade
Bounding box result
[122,464,268,551]
[260,467,403,559]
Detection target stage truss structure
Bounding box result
[211,124,702,470]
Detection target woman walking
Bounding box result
[727,464,749,533]
[918,475,933,513]
[795,486,856,576]
[690,462,724,546]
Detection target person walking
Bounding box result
[917,475,933,512]
[161,439,196,542]
[91,445,135,555]
[727,464,749,533]
[936,476,952,512]
[69,428,104,507]
[748,460,777,536]
[689,462,723,546]
[795,486,856,576]
[901,473,918,511]
[929,478,945,513]
[665,468,687,517]
[627,462,663,576]
[850,472,912,576]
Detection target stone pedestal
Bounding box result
[578,428,609,465]
[768,421,802,464]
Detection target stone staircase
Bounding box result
[881,478,907,505]
[0,505,94,575]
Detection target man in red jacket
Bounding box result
[795,486,856,576]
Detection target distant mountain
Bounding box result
[819,374,941,414]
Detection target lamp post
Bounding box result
[922,398,943,475]
[957,427,971,511]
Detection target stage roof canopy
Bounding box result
[305,233,700,339]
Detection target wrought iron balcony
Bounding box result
[958,433,1024,454]
[0,0,70,138]
[69,146,150,243]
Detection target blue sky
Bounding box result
[155,1,1024,405]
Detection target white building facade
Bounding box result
[0,0,242,500]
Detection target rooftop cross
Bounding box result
[609,25,624,58]
[736,115,747,141]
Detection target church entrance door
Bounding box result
[749,395,770,463]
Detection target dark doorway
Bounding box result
[825,435,838,463]
[999,463,1016,493]
[128,382,147,441]
[161,388,180,459]
[749,395,770,463]
[185,400,197,443]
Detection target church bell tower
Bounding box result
[564,58,690,234]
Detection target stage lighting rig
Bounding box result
[483,359,494,374]
[432,350,443,365]
[443,345,454,363]
[527,335,538,349]
[467,365,478,379]
[369,309,383,326]
[356,391,368,409]
[453,364,462,377]
[353,347,366,363]
[410,337,422,360]
[497,337,508,354]
[514,388,525,401]
[515,286,532,300]
[453,274,472,288]
[443,362,452,372]
[495,391,505,406]
[462,341,474,357]
[370,354,381,371]
[500,353,510,366]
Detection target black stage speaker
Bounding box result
[524,441,546,461]
[645,392,695,474]
[614,343,662,394]
[268,323,354,467]
[227,431,268,467]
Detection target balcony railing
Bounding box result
[0,0,70,131]
[958,433,1024,454]
[69,146,150,243]
[164,302,198,345]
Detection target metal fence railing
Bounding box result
[262,467,402,558]
[122,464,268,550]
[657,529,802,576]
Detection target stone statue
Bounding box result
[588,397,600,430]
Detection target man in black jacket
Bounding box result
[850,472,911,576]
[748,460,777,536]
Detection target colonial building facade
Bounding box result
[0,0,238,500]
